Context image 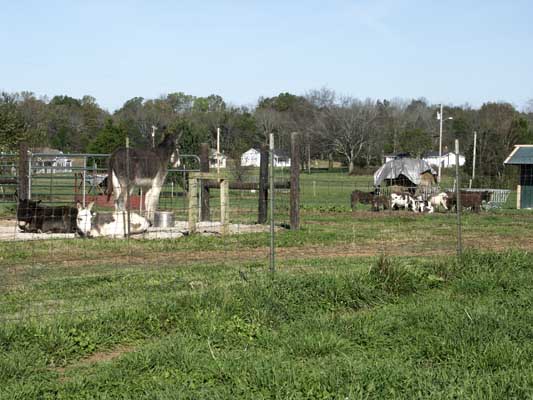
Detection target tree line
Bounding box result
[1,90,532,178]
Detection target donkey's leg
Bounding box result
[112,172,126,211]
[145,184,162,223]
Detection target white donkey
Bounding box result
[76,202,150,238]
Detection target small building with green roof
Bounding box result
[504,145,533,209]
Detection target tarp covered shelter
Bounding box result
[374,158,437,187]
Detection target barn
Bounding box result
[504,145,533,209]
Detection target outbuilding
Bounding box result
[374,158,437,191]
[504,145,533,209]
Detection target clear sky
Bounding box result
[1,0,532,112]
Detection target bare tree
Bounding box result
[316,97,378,174]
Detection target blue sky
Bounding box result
[1,0,532,112]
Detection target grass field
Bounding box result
[1,170,532,398]
[2,251,533,398]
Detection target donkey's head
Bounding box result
[76,201,94,237]
[158,131,181,168]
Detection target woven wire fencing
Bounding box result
[1,149,533,323]
[0,149,294,322]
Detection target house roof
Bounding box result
[504,145,533,165]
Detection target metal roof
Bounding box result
[504,145,533,165]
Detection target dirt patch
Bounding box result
[54,344,135,381]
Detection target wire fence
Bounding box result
[1,146,533,323]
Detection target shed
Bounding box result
[374,158,437,189]
[504,145,533,209]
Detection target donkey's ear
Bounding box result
[87,202,95,211]
[76,201,83,211]
[14,191,18,201]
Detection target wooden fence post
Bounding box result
[18,141,29,199]
[258,144,269,224]
[220,178,229,235]
[290,132,300,230]
[188,177,198,234]
[199,143,210,221]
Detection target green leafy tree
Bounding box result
[87,119,127,154]
[0,93,27,152]
[398,128,432,158]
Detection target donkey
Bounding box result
[76,202,150,238]
[107,133,180,222]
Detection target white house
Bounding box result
[32,148,73,174]
[241,148,291,167]
[423,151,465,168]
[209,149,227,169]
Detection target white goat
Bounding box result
[429,192,449,211]
[390,193,416,211]
[76,202,150,238]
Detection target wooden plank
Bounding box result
[205,180,289,190]
[189,172,228,180]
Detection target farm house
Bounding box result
[504,145,533,209]
[423,151,465,169]
[241,148,291,167]
[209,148,228,169]
[374,158,437,189]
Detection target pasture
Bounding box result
[1,170,532,398]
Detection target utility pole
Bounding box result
[216,127,221,175]
[472,131,477,181]
[437,104,453,184]
[438,104,444,184]
[151,125,157,148]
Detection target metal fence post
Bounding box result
[269,133,275,273]
[82,156,87,207]
[455,139,463,258]
[125,138,131,238]
[28,153,32,200]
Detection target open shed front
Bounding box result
[520,164,533,209]
[374,158,437,191]
[504,145,533,209]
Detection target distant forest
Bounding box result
[1,90,532,177]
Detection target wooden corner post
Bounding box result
[188,176,198,234]
[290,132,300,230]
[18,141,29,200]
[199,143,210,221]
[220,178,229,235]
[258,144,269,224]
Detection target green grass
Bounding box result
[1,170,532,398]
[2,252,533,398]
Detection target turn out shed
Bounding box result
[374,158,437,189]
[504,145,533,209]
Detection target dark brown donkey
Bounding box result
[107,133,180,222]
